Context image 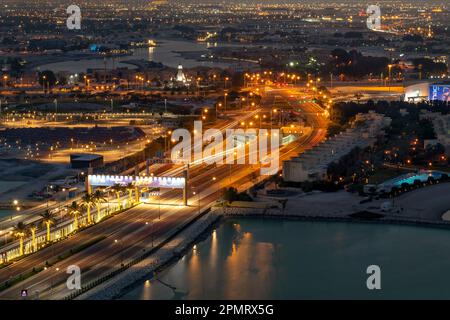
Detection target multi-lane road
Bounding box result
[0,86,328,300]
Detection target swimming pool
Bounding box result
[378,170,445,191]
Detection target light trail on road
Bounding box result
[0,85,328,300]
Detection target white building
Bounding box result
[176,64,187,83]
[419,111,450,154]
[169,64,191,88]
[283,112,391,182]
[404,82,430,102]
[404,81,450,102]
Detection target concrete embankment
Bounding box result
[217,205,450,230]
[76,193,450,300]
[76,211,220,300]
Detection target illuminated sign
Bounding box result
[88,175,185,189]
[429,85,450,102]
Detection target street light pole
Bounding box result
[158,194,161,220]
[212,176,218,196]
[46,185,53,208]
[150,222,154,247]
[224,93,228,113]
[115,239,124,267]
[388,64,392,92]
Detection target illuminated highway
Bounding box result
[0,85,328,300]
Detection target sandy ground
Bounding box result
[0,159,76,204]
[283,190,362,216]
[2,125,164,164]
[279,183,450,222]
[389,183,450,220]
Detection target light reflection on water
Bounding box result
[38,40,256,73]
[120,218,450,300]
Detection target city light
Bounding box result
[0,0,448,304]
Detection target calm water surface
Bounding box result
[121,218,450,300]
[39,40,256,73]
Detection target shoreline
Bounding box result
[73,209,219,300]
[26,53,132,71]
[71,184,450,300]
[220,212,450,231]
[95,206,450,300]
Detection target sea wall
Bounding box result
[76,211,220,300]
[213,205,350,218]
[76,202,450,300]
[215,205,450,230]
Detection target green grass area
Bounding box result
[430,165,450,174]
[227,201,276,209]
[368,168,407,185]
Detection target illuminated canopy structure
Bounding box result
[88,175,185,189]
[87,174,188,205]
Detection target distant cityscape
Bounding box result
[0,0,449,302]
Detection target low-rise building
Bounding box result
[283,112,391,182]
[404,81,450,102]
[70,153,104,169]
[419,111,450,154]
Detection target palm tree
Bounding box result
[13,222,28,256]
[134,184,140,204]
[81,193,95,224]
[92,189,107,221]
[125,182,135,205]
[28,224,38,252]
[111,183,125,210]
[68,201,81,230]
[40,210,56,242]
